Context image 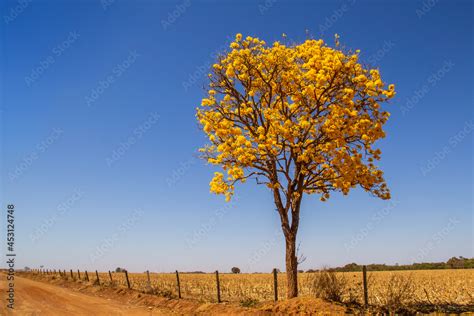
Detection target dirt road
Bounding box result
[0,275,165,315]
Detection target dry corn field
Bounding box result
[91,269,473,308]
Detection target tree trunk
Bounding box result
[285,232,298,298]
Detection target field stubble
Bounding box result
[95,269,473,308]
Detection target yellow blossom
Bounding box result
[197,33,394,204]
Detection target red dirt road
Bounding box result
[0,274,165,315]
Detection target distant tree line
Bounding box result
[306,256,474,273]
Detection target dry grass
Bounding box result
[308,270,347,302]
[76,269,473,310]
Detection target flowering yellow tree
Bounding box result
[196,33,395,298]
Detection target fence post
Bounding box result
[273,268,278,301]
[215,270,221,303]
[175,270,181,299]
[85,270,90,282]
[70,269,74,279]
[124,270,131,289]
[96,270,100,285]
[77,270,81,280]
[362,265,368,308]
[146,270,151,287]
[108,270,113,283]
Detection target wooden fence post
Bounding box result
[124,270,131,289]
[108,270,113,283]
[77,270,81,280]
[70,269,74,279]
[146,270,151,287]
[95,270,100,285]
[273,268,278,301]
[175,270,181,299]
[215,270,221,303]
[362,265,368,308]
[85,270,90,282]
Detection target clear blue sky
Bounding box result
[1,0,472,273]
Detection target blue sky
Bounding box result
[1,0,472,273]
